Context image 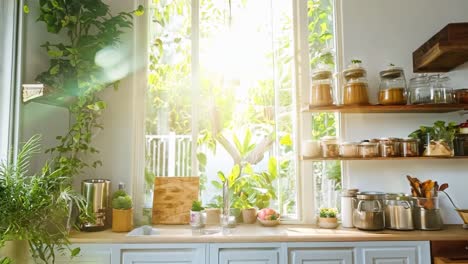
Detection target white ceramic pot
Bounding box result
[190,210,205,228]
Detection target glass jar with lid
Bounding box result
[428,74,454,104]
[408,74,430,104]
[320,136,340,158]
[342,61,370,105]
[378,66,407,105]
[400,138,419,157]
[358,142,379,158]
[310,69,334,106]
[378,138,400,157]
[340,142,359,158]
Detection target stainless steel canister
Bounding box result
[81,179,111,231]
[353,192,385,230]
[384,193,414,230]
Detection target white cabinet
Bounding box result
[121,244,206,264]
[210,243,282,264]
[55,245,111,264]
[358,241,430,264]
[122,250,203,264]
[289,248,354,264]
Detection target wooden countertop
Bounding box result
[70,224,468,244]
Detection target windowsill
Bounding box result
[69,224,468,244]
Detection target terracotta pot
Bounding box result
[318,217,338,229]
[242,208,258,224]
[112,208,133,232]
[0,240,31,263]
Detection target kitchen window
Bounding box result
[139,0,340,223]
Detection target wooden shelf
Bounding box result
[413,23,468,72]
[302,104,468,113]
[302,156,468,161]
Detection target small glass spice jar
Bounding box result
[400,138,419,157]
[378,138,400,157]
[340,142,359,158]
[358,142,379,158]
[321,136,340,158]
[310,69,334,106]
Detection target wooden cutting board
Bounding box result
[152,177,199,224]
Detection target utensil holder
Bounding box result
[413,208,443,230]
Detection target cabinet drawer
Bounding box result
[289,248,354,264]
[218,248,280,264]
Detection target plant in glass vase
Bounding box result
[409,121,458,157]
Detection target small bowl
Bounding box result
[257,217,280,227]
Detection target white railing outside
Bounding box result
[146,133,192,177]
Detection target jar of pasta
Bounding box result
[321,136,340,158]
[310,69,334,106]
[378,66,407,105]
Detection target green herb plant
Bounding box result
[0,135,91,263]
[112,190,133,210]
[191,201,204,212]
[409,120,458,143]
[319,208,338,218]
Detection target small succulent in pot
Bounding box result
[318,208,339,229]
[190,200,205,228]
[111,190,133,232]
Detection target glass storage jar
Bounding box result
[320,136,340,158]
[455,88,468,104]
[343,78,370,105]
[342,61,369,105]
[310,69,334,106]
[399,138,419,157]
[358,142,379,158]
[378,138,400,157]
[340,142,359,158]
[408,74,430,104]
[423,135,454,157]
[428,74,454,104]
[378,66,407,105]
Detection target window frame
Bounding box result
[130,0,344,224]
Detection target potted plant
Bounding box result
[318,208,339,229]
[111,190,133,232]
[190,201,205,228]
[0,135,89,263]
[409,121,458,157]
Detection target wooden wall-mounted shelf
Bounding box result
[413,23,468,72]
[302,156,468,161]
[302,104,468,114]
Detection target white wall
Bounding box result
[340,0,468,224]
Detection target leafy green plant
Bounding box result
[33,1,143,179]
[409,120,458,143]
[191,201,204,212]
[112,189,133,210]
[319,208,337,218]
[0,135,90,263]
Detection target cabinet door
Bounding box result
[362,247,417,264]
[55,249,111,264]
[122,249,205,264]
[290,249,354,264]
[218,249,280,264]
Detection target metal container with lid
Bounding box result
[378,137,400,157]
[400,138,419,157]
[353,191,385,230]
[378,66,407,105]
[341,189,359,228]
[384,193,414,230]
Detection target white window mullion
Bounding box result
[293,0,314,224]
[191,0,200,178]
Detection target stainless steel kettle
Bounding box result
[353,192,385,230]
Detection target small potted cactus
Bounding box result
[190,200,205,228]
[318,208,339,229]
[112,189,133,232]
